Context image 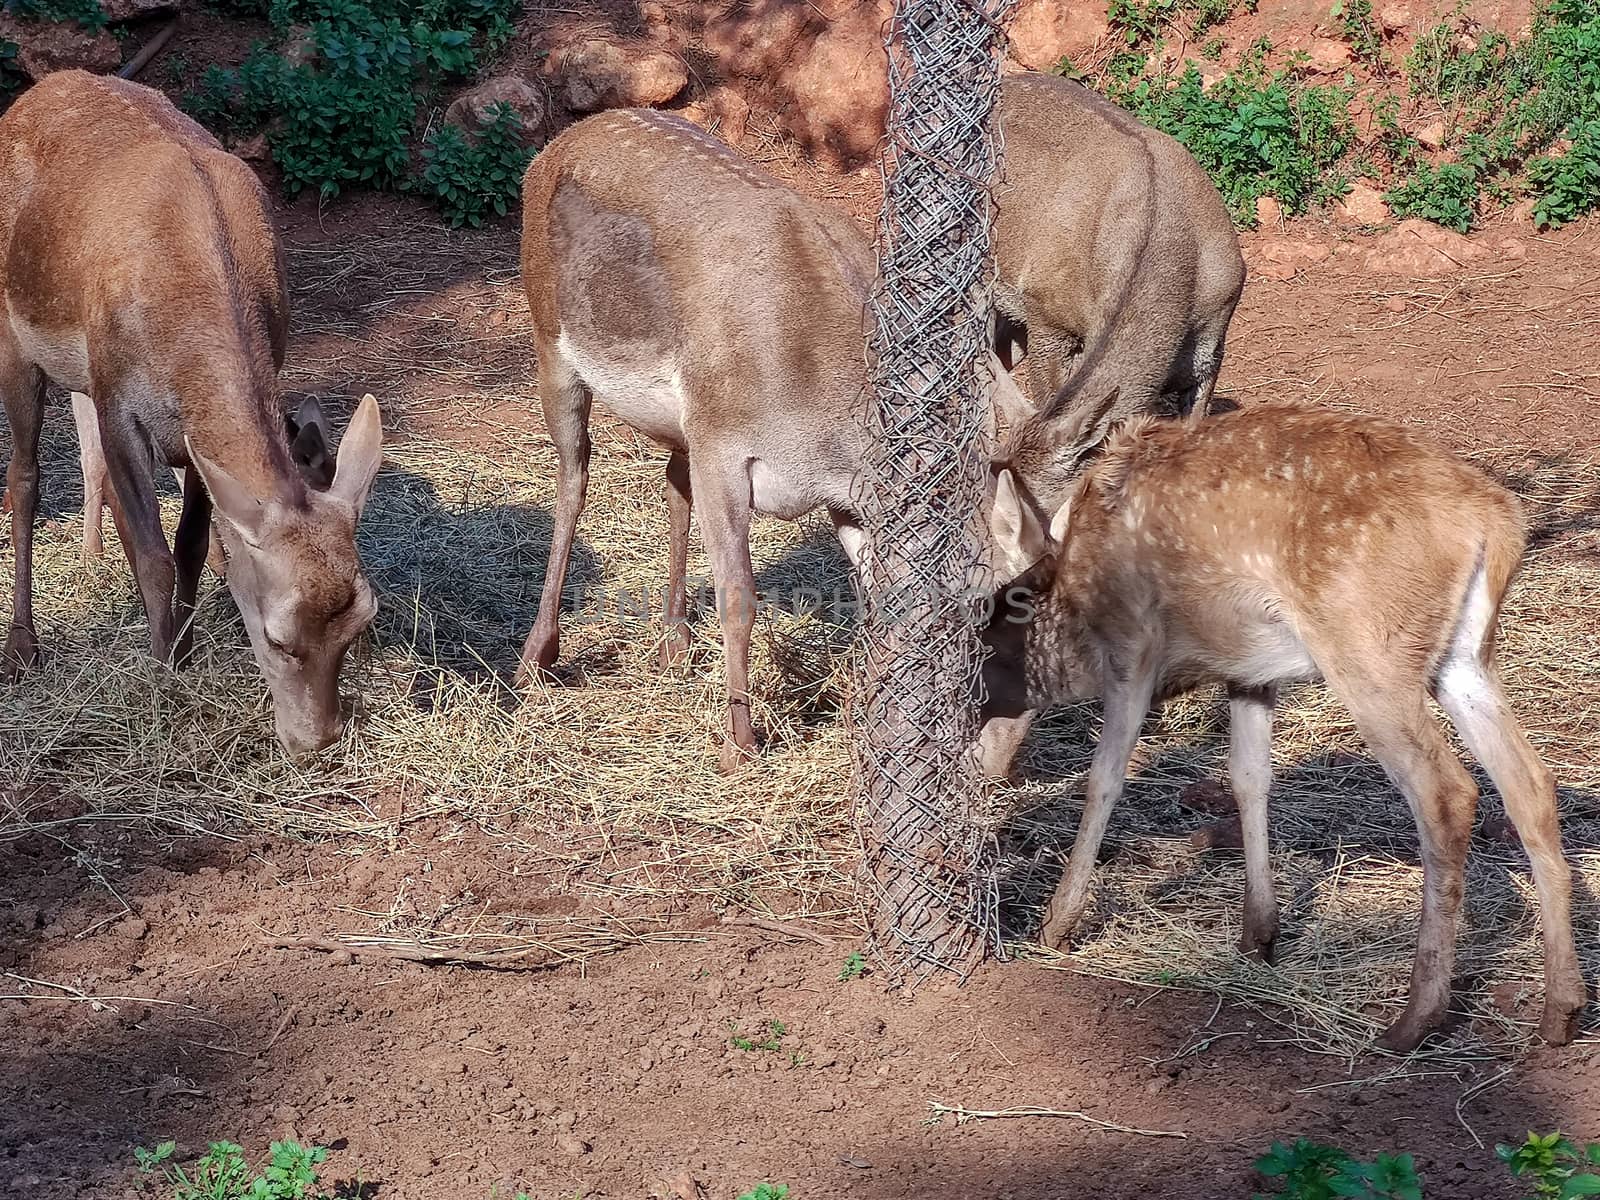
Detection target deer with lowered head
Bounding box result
[995,72,1245,508]
[0,71,382,755]
[516,108,1030,771]
[982,404,1585,1052]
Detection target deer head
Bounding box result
[189,394,384,755]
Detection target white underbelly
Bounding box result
[557,330,686,447]
[748,458,820,521]
[11,315,90,393]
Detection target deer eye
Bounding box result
[264,631,296,658]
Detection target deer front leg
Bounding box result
[71,391,108,561]
[1229,683,1279,961]
[100,411,178,663]
[690,454,758,774]
[2,358,46,678]
[1041,663,1156,946]
[659,449,692,669]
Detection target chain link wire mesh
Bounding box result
[853,0,1016,981]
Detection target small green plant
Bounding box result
[1332,0,1385,65]
[735,1186,790,1200]
[134,1140,331,1200]
[1386,159,1479,229]
[837,951,868,981]
[1103,48,1357,223]
[5,0,108,29]
[1254,1140,1421,1200]
[418,102,535,227]
[730,1018,787,1052]
[1497,1132,1600,1199]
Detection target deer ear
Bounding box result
[1049,495,1075,545]
[991,468,1049,580]
[187,437,266,544]
[287,397,334,489]
[330,394,383,517]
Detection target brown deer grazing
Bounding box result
[0,71,382,755]
[982,404,1585,1052]
[995,72,1246,507]
[517,108,1028,771]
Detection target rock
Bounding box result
[281,24,317,68]
[1361,219,1487,276]
[1179,779,1236,815]
[1305,37,1352,74]
[678,85,752,143]
[96,0,172,20]
[232,133,270,162]
[1495,235,1527,260]
[1415,119,1448,150]
[444,76,549,147]
[116,917,150,941]
[1336,180,1390,225]
[686,0,890,169]
[1376,1,1411,32]
[1253,237,1331,280]
[1191,815,1244,849]
[0,16,121,78]
[1382,294,1406,312]
[548,37,688,112]
[555,1132,590,1157]
[664,1171,702,1200]
[1007,0,1110,72]
[1508,196,1538,225]
[1256,194,1283,227]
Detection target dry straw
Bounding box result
[2,223,1596,1063]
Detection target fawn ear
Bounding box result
[991,468,1050,580]
[1048,494,1075,545]
[286,397,334,489]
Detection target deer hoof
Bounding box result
[1540,991,1584,1046]
[656,630,691,672]
[718,737,759,775]
[4,625,40,679]
[1375,1008,1441,1054]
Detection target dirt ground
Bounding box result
[5,23,1600,1199]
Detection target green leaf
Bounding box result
[1560,1177,1600,1199]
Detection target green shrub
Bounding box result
[418,102,535,226]
[1333,0,1384,65]
[1254,1139,1422,1200]
[1107,52,1356,223]
[735,1187,790,1200]
[1386,160,1479,229]
[178,0,518,209]
[134,1140,331,1200]
[1529,117,1600,225]
[1497,1131,1600,1198]
[5,0,108,30]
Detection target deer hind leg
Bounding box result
[99,408,178,663]
[1436,655,1586,1044]
[1229,683,1279,961]
[658,449,692,670]
[71,391,108,561]
[2,357,47,678]
[688,450,759,774]
[1041,660,1157,947]
[1338,687,1478,1052]
[171,468,214,668]
[515,350,592,687]
[171,466,227,578]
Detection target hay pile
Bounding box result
[2,221,1596,1062]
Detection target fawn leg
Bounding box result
[1437,656,1586,1044]
[1229,683,1279,961]
[71,391,108,561]
[659,449,692,669]
[1040,662,1156,946]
